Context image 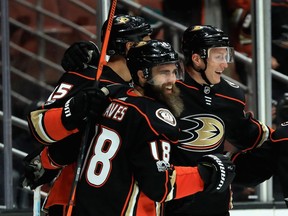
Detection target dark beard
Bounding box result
[143,83,184,117]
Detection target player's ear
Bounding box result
[126,42,134,51]
[192,53,201,66]
[137,70,146,86]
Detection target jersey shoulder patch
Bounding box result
[155,108,177,127]
[124,96,179,142]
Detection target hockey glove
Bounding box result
[22,150,59,190]
[197,153,236,193]
[61,41,100,72]
[61,86,110,130]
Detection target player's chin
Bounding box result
[163,89,173,95]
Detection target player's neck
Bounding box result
[133,85,144,96]
[107,57,132,82]
[186,67,207,85]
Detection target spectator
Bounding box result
[227,0,288,100]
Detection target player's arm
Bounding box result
[132,118,235,202]
[136,141,235,203]
[21,146,61,190]
[226,110,272,150]
[170,153,235,199]
[27,86,109,145]
[223,86,272,150]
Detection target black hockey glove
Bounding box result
[61,86,110,130]
[197,153,236,193]
[21,150,59,190]
[61,41,100,72]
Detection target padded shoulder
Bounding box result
[117,96,179,143]
[216,78,246,103]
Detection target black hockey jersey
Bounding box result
[165,74,271,215]
[74,89,205,216]
[28,66,131,146]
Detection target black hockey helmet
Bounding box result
[126,40,182,85]
[182,25,231,62]
[101,14,152,56]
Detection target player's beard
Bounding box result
[143,83,184,117]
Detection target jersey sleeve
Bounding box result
[226,110,272,150]
[41,146,63,169]
[126,101,204,203]
[221,81,272,150]
[28,108,78,145]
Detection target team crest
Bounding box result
[116,16,129,24]
[135,41,147,47]
[191,26,203,31]
[179,114,225,152]
[156,108,177,126]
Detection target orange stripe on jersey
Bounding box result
[162,133,179,145]
[43,163,76,209]
[241,117,271,150]
[160,170,170,203]
[99,78,119,85]
[122,177,138,215]
[176,80,199,90]
[44,108,78,141]
[174,166,204,199]
[40,147,62,169]
[114,99,160,137]
[67,71,95,80]
[136,192,160,216]
[215,93,246,106]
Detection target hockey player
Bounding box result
[23,14,153,216]
[71,39,235,216]
[56,24,288,215]
[164,25,288,215]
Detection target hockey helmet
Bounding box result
[126,40,183,85]
[101,14,152,56]
[182,25,233,63]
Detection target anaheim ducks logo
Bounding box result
[156,108,177,127]
[134,41,147,47]
[179,114,225,152]
[191,26,203,31]
[116,16,130,24]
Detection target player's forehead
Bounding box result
[209,47,228,54]
[153,63,177,71]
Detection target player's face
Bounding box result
[205,47,232,84]
[142,63,184,117]
[148,63,178,95]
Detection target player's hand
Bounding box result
[61,86,110,130]
[197,153,235,193]
[22,152,59,190]
[61,41,100,72]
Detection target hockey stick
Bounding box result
[65,1,117,215]
[33,186,41,216]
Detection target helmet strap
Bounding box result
[192,59,212,85]
[200,59,212,85]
